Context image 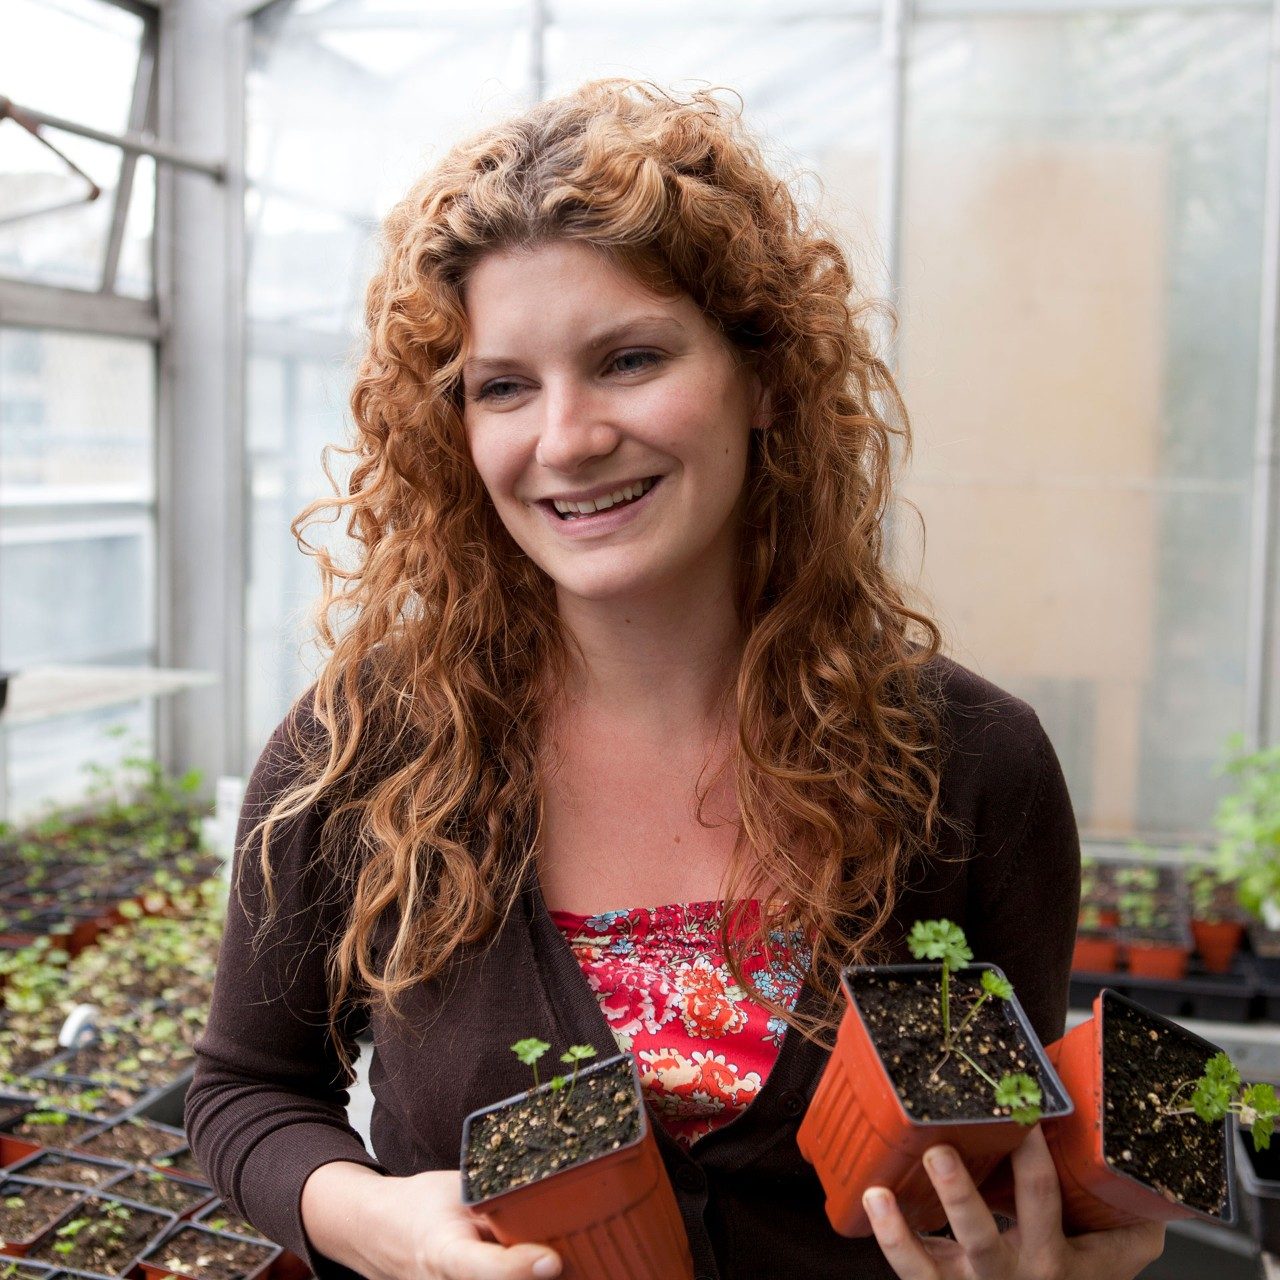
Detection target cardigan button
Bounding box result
[779,1089,805,1118]
[675,1165,707,1194]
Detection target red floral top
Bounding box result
[549,900,813,1149]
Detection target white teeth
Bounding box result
[553,476,655,517]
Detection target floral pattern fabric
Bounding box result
[549,899,813,1149]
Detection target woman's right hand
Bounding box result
[301,1161,563,1280]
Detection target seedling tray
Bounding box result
[1070,952,1262,1023]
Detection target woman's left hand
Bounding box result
[863,1125,1165,1280]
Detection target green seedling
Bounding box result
[559,1044,597,1101]
[1159,1050,1280,1151]
[511,1038,551,1092]
[907,919,1042,1125]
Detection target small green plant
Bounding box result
[1157,1051,1280,1151]
[907,919,1042,1126]
[1115,863,1177,935]
[511,1038,551,1092]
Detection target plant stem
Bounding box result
[941,960,952,1046]
[954,1047,999,1090]
[950,992,989,1044]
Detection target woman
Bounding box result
[186,79,1164,1280]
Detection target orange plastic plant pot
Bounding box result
[1071,935,1119,973]
[1043,989,1236,1234]
[461,1055,693,1280]
[1191,920,1244,975]
[1124,943,1190,980]
[795,964,1073,1238]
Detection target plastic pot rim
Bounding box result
[837,963,1075,1129]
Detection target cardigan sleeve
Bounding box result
[184,695,388,1280]
[965,710,1082,1048]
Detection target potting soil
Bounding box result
[464,1055,642,1202]
[155,1226,276,1280]
[111,1170,209,1214]
[0,1180,82,1244]
[853,971,1048,1121]
[28,1195,168,1275]
[1101,999,1228,1217]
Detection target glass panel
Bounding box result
[4,700,152,824]
[895,8,1269,838]
[1,0,144,136]
[115,155,156,299]
[0,128,124,291]
[0,329,154,499]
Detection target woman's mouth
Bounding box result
[537,475,664,537]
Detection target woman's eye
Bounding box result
[475,379,521,402]
[612,350,661,374]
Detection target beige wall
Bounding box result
[893,140,1168,831]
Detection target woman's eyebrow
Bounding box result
[463,314,686,375]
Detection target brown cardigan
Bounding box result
[185,654,1081,1280]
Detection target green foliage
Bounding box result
[1168,1051,1280,1152]
[980,970,1013,1000]
[908,919,973,970]
[511,1037,551,1091]
[1210,737,1280,921]
[994,1073,1043,1126]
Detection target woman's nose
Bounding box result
[534,379,621,471]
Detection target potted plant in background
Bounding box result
[1215,739,1280,979]
[460,1039,693,1280]
[1187,859,1245,975]
[796,920,1072,1237]
[1115,862,1191,979]
[1043,988,1277,1233]
[1072,862,1119,973]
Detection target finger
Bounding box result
[435,1232,562,1280]
[1010,1125,1064,1253]
[1073,1219,1167,1275]
[862,1186,940,1280]
[921,1145,1008,1275]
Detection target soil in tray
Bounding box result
[1101,998,1227,1217]
[28,1195,169,1276]
[9,1113,99,1148]
[13,1154,124,1189]
[152,1151,204,1182]
[110,1172,207,1215]
[77,1121,181,1165]
[0,1180,82,1246]
[464,1055,642,1201]
[852,971,1046,1121]
[151,1226,276,1280]
[198,1208,264,1241]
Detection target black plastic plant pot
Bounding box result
[1,1109,103,1168]
[460,1052,693,1280]
[136,1222,281,1280]
[4,1152,131,1193]
[0,1175,88,1258]
[1235,1120,1280,1254]
[796,963,1073,1236]
[25,1192,176,1278]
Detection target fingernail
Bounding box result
[926,1146,958,1176]
[863,1187,891,1222]
[532,1257,561,1279]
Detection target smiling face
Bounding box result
[460,239,769,610]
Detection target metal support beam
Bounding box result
[154,0,244,797]
[102,22,159,294]
[0,278,160,339]
[878,0,908,373]
[1245,0,1280,749]
[0,97,226,182]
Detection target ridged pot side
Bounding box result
[797,965,1072,1238]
